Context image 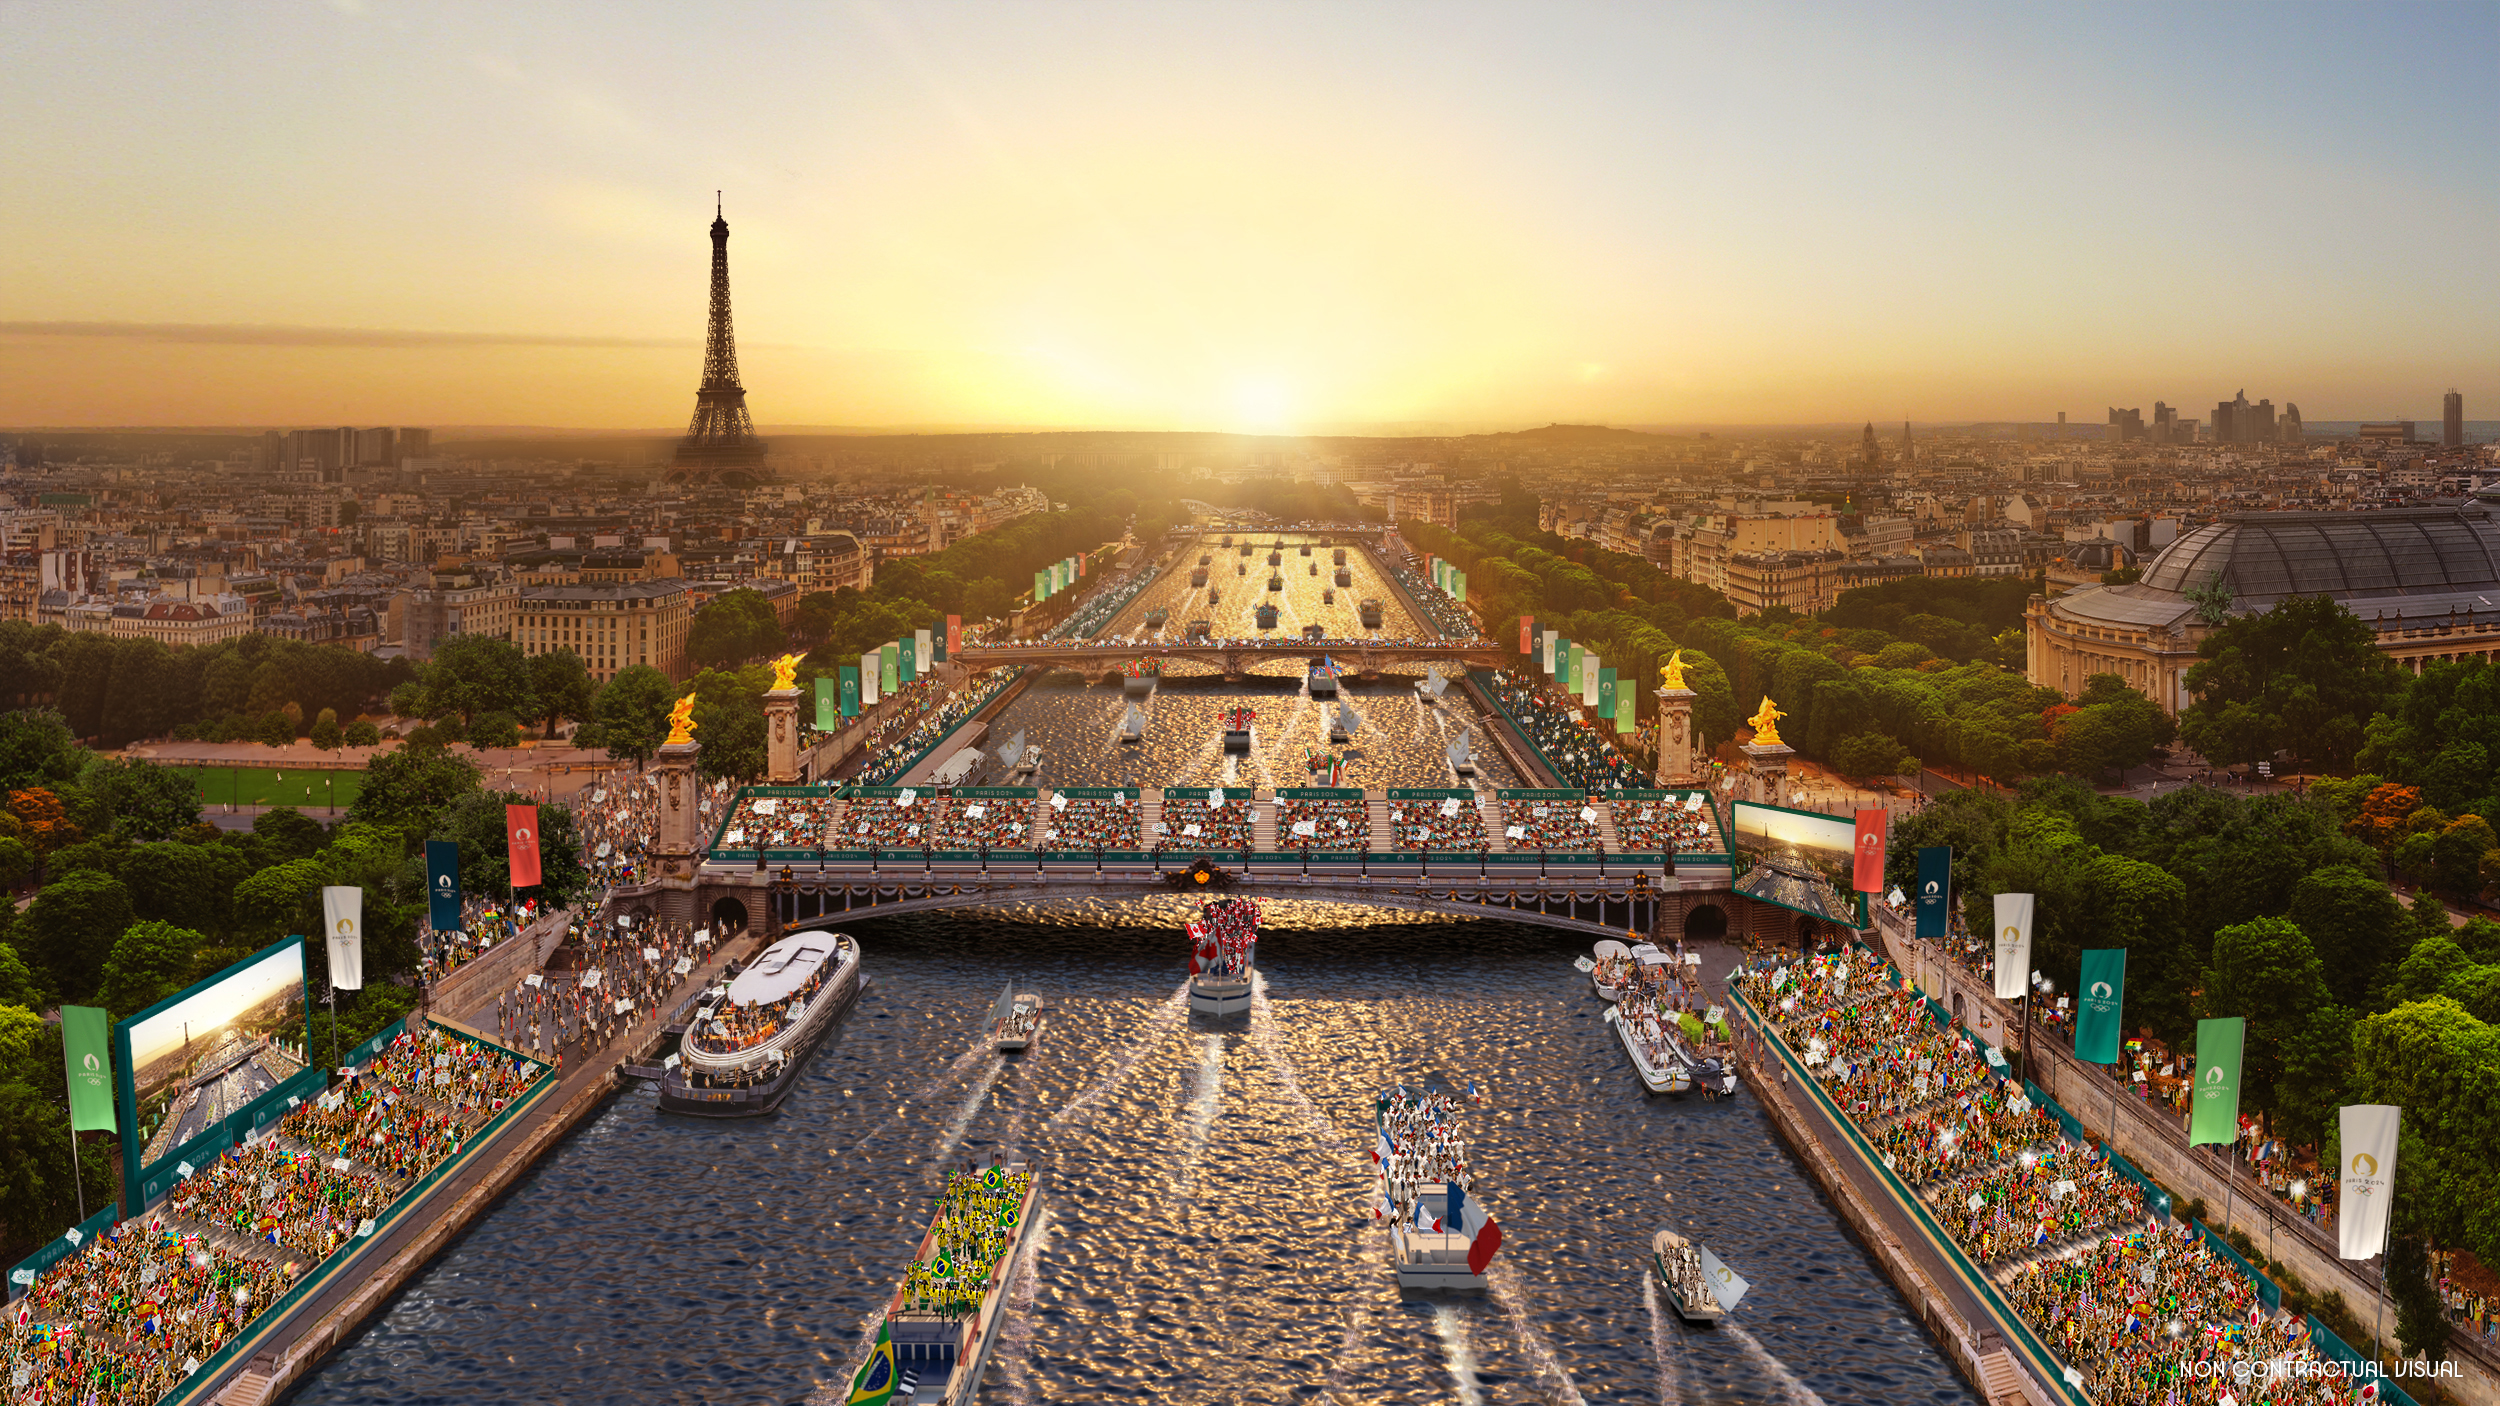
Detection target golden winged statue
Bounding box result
[770,652,802,692]
[1658,649,1689,692]
[664,692,699,747]
[1746,695,1786,747]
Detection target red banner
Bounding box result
[1520,616,1533,654]
[946,614,961,653]
[507,803,542,889]
[1852,808,1888,893]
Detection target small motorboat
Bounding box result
[990,982,1044,1052]
[1651,1228,1728,1323]
[1589,939,1631,1001]
[1604,1003,1693,1095]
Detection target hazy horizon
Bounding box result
[5,2,2494,431]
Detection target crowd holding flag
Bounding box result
[1187,899,1260,978]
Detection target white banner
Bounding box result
[860,651,881,707]
[1541,630,1557,675]
[1582,652,1601,707]
[1698,1245,1750,1312]
[1991,892,2034,1000]
[2337,1104,2401,1260]
[322,886,364,991]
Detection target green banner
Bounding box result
[1453,568,1466,603]
[1034,569,1048,601]
[1616,691,1636,734]
[2077,948,2125,1064]
[880,642,900,694]
[1564,641,1580,693]
[1597,667,1617,718]
[814,676,840,729]
[62,1005,114,1132]
[839,667,860,718]
[2188,1016,2244,1147]
[899,633,917,684]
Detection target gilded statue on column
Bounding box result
[770,653,801,692]
[664,692,699,746]
[1657,649,1689,692]
[1746,695,1786,747]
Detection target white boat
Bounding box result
[1189,970,1252,1016]
[1604,1003,1693,1095]
[1393,1182,1489,1290]
[1590,939,1632,1002]
[1651,1228,1727,1322]
[990,983,1044,1052]
[661,930,863,1116]
[1118,703,1145,744]
[1188,900,1258,1016]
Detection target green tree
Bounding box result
[0,1078,112,1265]
[2388,1234,2451,1362]
[120,841,249,939]
[0,945,40,1008]
[2347,997,2500,1261]
[467,711,522,750]
[96,920,203,1018]
[232,857,329,937]
[21,870,133,1004]
[75,756,202,841]
[2178,595,2401,770]
[2274,1003,2356,1151]
[343,719,381,747]
[686,588,786,670]
[1827,731,1917,781]
[0,710,81,793]
[349,742,482,835]
[592,665,678,767]
[527,648,596,737]
[397,635,537,726]
[2427,814,2498,900]
[2053,675,2175,780]
[2286,864,2406,1007]
[308,708,342,750]
[253,806,329,861]
[2203,917,2331,1116]
[687,668,768,784]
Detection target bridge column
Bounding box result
[1654,686,1699,786]
[765,684,801,783]
[649,735,706,920]
[1740,738,1794,807]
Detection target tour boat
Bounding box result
[1187,619,1213,639]
[1145,607,1170,628]
[1255,602,1281,629]
[1359,599,1384,629]
[1308,562,1318,575]
[847,1160,1045,1406]
[659,930,863,1117]
[1375,1086,1501,1292]
[1118,703,1146,744]
[1334,566,1352,587]
[1392,1182,1496,1291]
[1307,661,1340,697]
[1268,551,1282,565]
[1332,547,1346,566]
[989,983,1044,1053]
[1186,898,1259,1017]
[1191,566,1209,586]
[1322,587,1336,605]
[1266,573,1284,592]
[1328,699,1360,743]
[1603,1001,1693,1095]
[1299,543,1311,556]
[1650,1228,1727,1323]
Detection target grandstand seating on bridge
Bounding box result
[1387,793,1490,852]
[1276,792,1371,850]
[1500,795,1603,852]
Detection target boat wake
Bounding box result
[1487,1261,1588,1406]
[928,1058,1007,1165]
[841,1043,999,1157]
[1043,980,1190,1134]
[1432,1303,1485,1406]
[1641,1273,1688,1405]
[993,1205,1058,1406]
[1247,970,1345,1153]
[1174,1034,1224,1198]
[1727,1322,1830,1406]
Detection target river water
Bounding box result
[286,903,1975,1405]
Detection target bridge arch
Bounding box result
[1682,902,1728,942]
[709,895,749,935]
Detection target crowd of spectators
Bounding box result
[1276,794,1371,850]
[576,779,658,889]
[498,914,708,1062]
[1735,953,2363,1404]
[1047,565,1157,640]
[1388,794,1489,852]
[1038,792,1141,850]
[1377,555,1487,642]
[1154,793,1253,851]
[3,1030,544,1406]
[934,794,1031,848]
[1609,795,1721,853]
[843,790,946,847]
[715,794,838,850]
[1501,796,1602,851]
[1486,670,1646,790]
[853,670,1016,787]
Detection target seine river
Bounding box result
[286,906,1976,1405]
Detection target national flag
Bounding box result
[1449,1183,1502,1273]
[845,1322,898,1404]
[1413,1199,1440,1233]
[1371,1190,1393,1221]
[506,804,542,889]
[1373,1132,1390,1166]
[1852,809,1888,893]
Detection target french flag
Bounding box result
[1413,1199,1441,1233]
[1371,1191,1394,1221]
[1448,1182,1502,1275]
[1373,1132,1391,1166]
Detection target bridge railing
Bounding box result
[705,847,1698,872]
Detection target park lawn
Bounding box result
[168,765,364,811]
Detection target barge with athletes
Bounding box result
[845,1160,1044,1405]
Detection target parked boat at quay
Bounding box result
[657,930,862,1117]
[1604,999,1692,1095]
[844,1160,1044,1406]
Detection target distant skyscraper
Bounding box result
[2280,403,2302,442]
[2152,402,2178,444]
[665,195,771,489]
[1900,419,1914,461]
[1861,422,1879,466]
[2210,390,2277,445]
[2447,389,2466,448]
[2107,406,2145,442]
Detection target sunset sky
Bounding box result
[5,2,2494,432]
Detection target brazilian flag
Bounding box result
[847,1323,897,1404]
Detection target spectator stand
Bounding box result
[935,786,1037,851]
[1478,668,1646,791]
[1275,787,1370,852]
[1608,789,1726,859]
[1497,788,1603,852]
[710,790,838,858]
[1040,787,1143,852]
[1154,787,1255,854]
[835,786,950,851]
[1385,787,1489,854]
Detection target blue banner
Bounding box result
[1915,845,1952,939]
[425,839,462,930]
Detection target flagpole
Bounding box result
[68,1125,83,1223]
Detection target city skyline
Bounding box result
[5,2,2496,431]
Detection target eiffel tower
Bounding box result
[664,195,771,488]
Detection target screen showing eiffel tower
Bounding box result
[665,196,771,488]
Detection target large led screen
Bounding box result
[1728,801,1865,927]
[121,939,308,1170]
